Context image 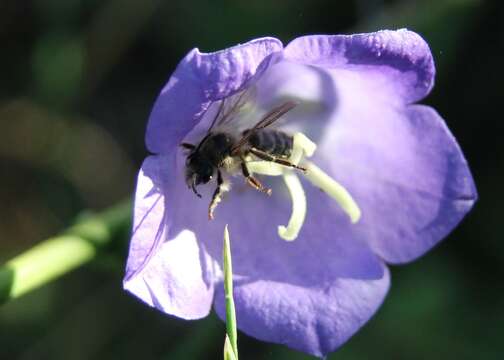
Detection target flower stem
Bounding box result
[223,225,238,360]
[0,200,131,304]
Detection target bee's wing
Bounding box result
[206,87,257,134]
[230,101,298,155]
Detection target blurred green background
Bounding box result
[0,0,502,359]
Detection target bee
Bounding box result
[181,91,305,220]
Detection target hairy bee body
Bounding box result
[186,129,293,187]
[182,99,300,218]
[197,132,236,167]
[246,129,293,158]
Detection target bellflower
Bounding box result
[124,30,477,357]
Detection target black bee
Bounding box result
[181,93,304,220]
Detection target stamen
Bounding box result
[290,132,317,165]
[303,162,361,223]
[278,171,306,241]
[244,131,360,241]
[246,161,284,176]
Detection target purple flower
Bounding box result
[123,30,477,357]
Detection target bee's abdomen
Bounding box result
[248,130,293,157]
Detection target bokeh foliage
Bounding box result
[0,0,502,359]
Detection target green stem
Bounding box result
[0,200,131,304]
[223,225,238,359]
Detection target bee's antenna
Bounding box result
[180,143,196,150]
[191,175,202,198]
[180,143,196,155]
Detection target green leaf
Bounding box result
[223,225,238,359]
[224,335,238,360]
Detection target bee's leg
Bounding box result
[249,148,306,171]
[241,160,272,196]
[208,170,226,220]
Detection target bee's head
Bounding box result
[184,152,214,198]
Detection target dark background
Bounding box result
[0,0,502,359]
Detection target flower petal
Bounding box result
[249,51,475,264]
[284,30,435,104]
[215,265,390,357]
[146,37,283,154]
[123,156,215,319]
[315,74,476,263]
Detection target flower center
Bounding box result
[248,132,361,241]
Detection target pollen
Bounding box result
[248,132,361,241]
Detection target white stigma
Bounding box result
[303,162,361,224]
[247,132,361,241]
[290,132,317,163]
[277,171,306,241]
